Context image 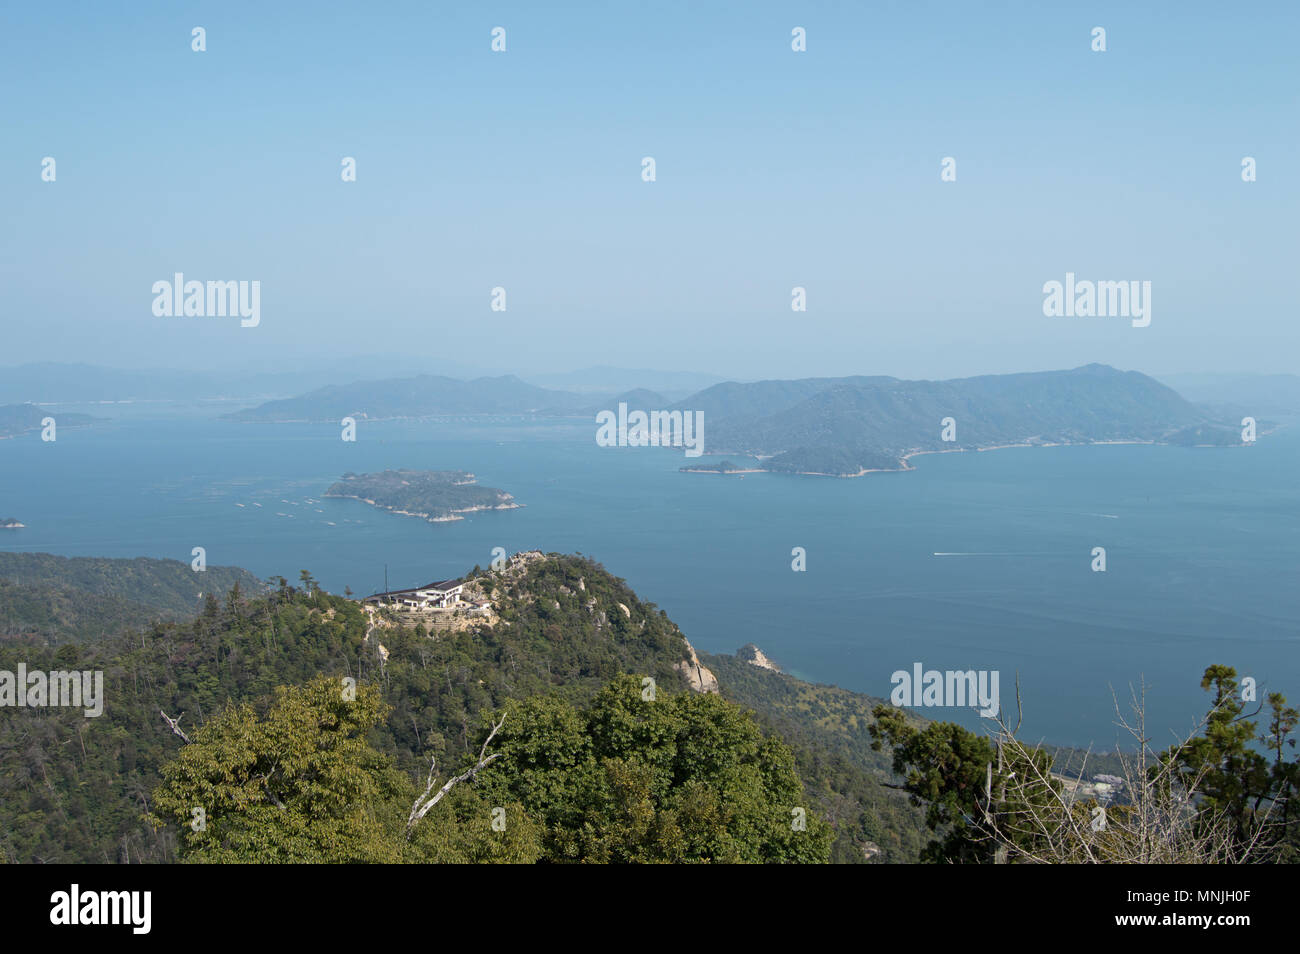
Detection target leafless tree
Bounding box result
[971,681,1271,863]
[405,714,506,839]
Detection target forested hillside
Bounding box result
[0,554,871,862]
[5,551,1286,864]
[701,651,926,861]
[0,553,264,643]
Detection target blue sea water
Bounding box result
[2,406,1297,750]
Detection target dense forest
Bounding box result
[0,553,263,644]
[0,555,853,862]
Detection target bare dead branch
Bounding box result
[404,713,506,839]
[160,710,192,745]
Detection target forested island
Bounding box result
[672,364,1250,476]
[0,403,101,439]
[324,469,520,523]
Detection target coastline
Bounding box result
[680,436,1232,479]
[324,493,522,524]
[679,468,765,476]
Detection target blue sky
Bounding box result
[2,1,1297,380]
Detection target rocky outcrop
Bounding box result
[500,549,546,575]
[738,643,781,673]
[675,639,719,694]
[481,550,546,601]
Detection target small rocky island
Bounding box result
[0,517,24,529]
[324,470,520,524]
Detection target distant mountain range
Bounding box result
[0,362,728,406]
[0,363,347,404]
[223,374,593,421]
[225,376,730,423]
[0,358,528,405]
[217,364,1256,476]
[1156,372,1300,419]
[575,388,668,417]
[683,364,1245,475]
[521,366,726,398]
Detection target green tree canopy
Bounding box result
[149,677,408,863]
[474,674,833,862]
[149,672,831,863]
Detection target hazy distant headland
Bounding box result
[674,364,1257,477]
[324,469,520,523]
[224,374,592,422]
[215,363,1270,478]
[0,403,102,440]
[0,362,723,407]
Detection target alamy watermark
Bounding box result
[1,664,104,717]
[1042,272,1150,327]
[152,273,260,327]
[890,662,1000,718]
[596,402,704,458]
[50,884,150,934]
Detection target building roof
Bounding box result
[363,588,420,600]
[364,578,465,601]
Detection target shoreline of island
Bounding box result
[323,493,522,524]
[678,467,766,475]
[677,434,1260,479]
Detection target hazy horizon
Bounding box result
[3,358,1299,386]
[4,2,1298,381]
